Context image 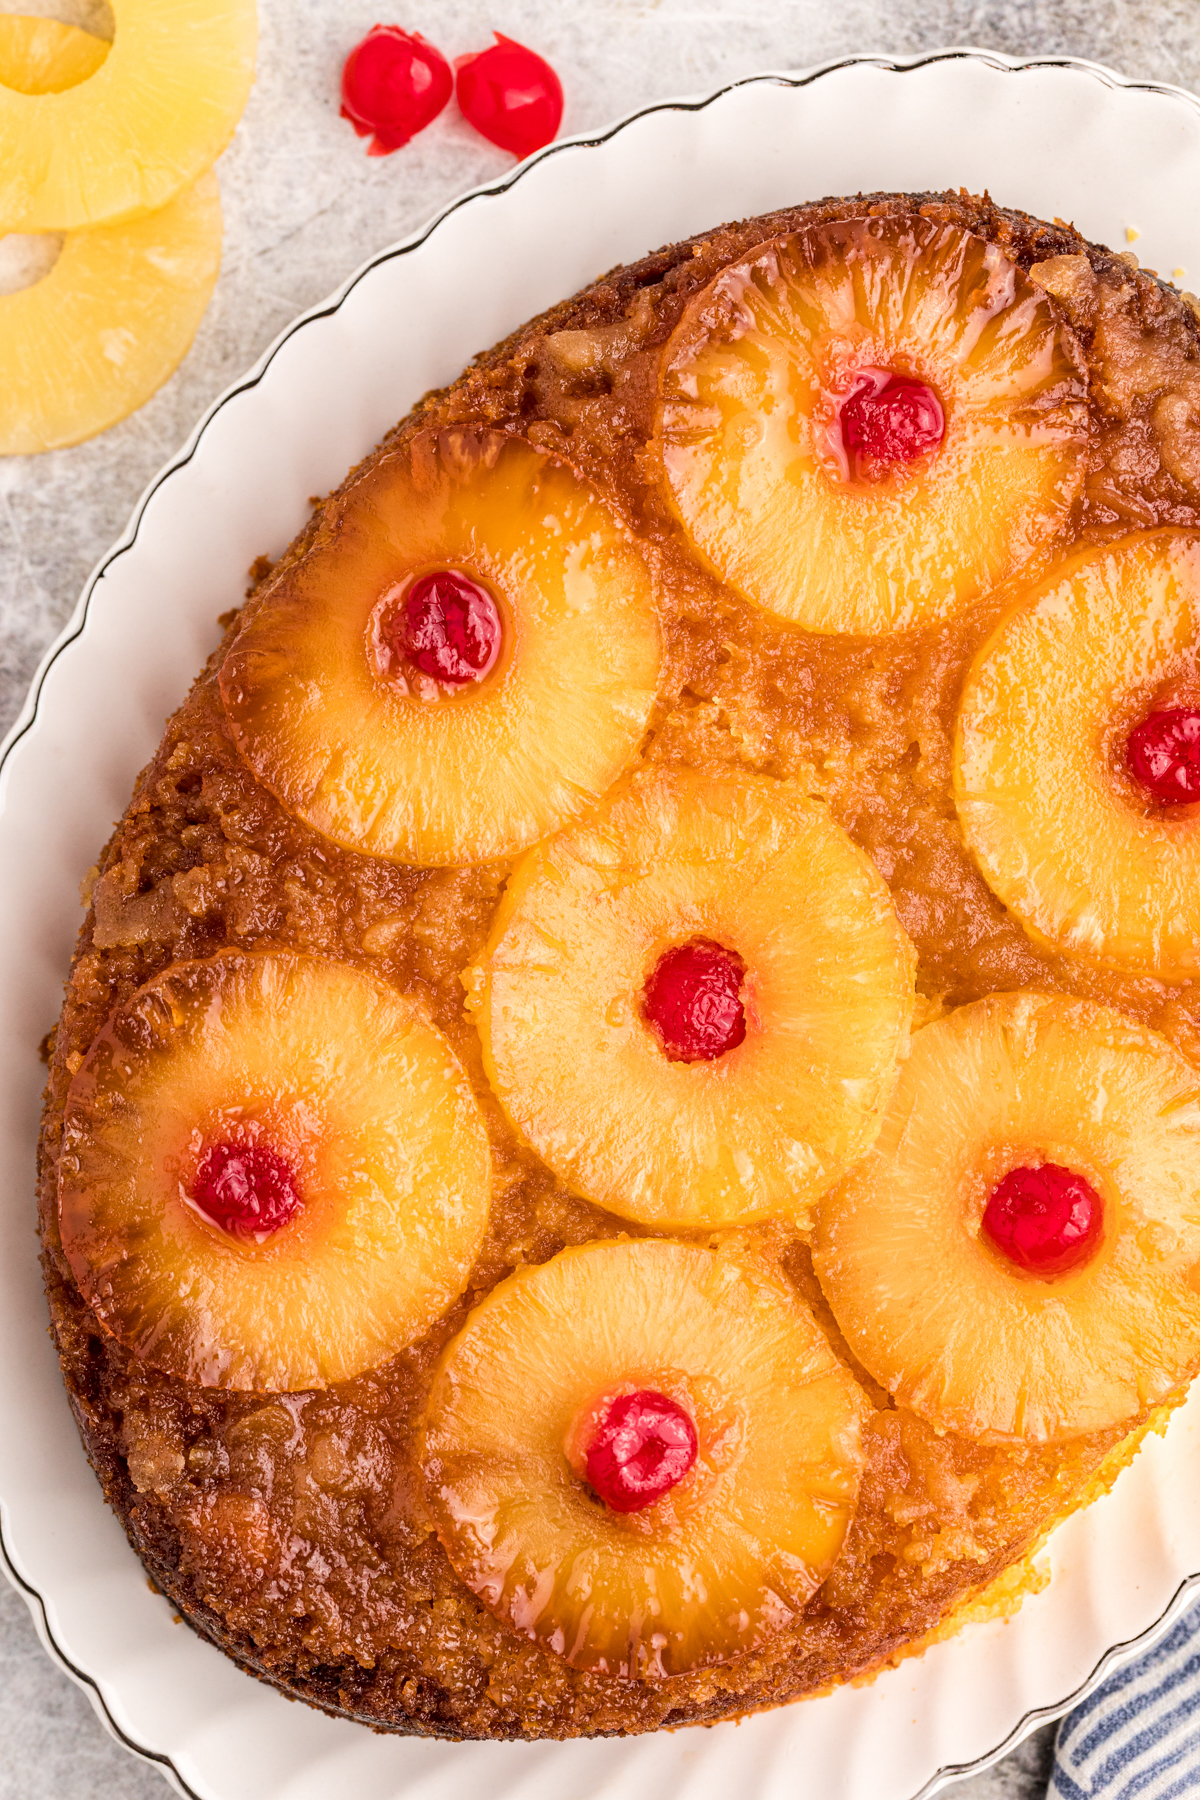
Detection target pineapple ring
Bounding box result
[814,991,1200,1443]
[220,430,662,868]
[0,171,222,454]
[656,214,1087,635]
[58,950,491,1392]
[469,766,915,1229]
[955,531,1200,976]
[0,0,255,231]
[421,1237,869,1677]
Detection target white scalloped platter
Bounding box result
[5,47,1200,1800]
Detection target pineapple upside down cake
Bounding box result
[38,189,1200,1737]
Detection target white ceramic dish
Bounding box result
[5,45,1200,1800]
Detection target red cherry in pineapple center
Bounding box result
[1127,707,1200,804]
[394,572,502,687]
[840,368,945,471]
[190,1141,302,1243]
[981,1162,1103,1277]
[585,1390,698,1513]
[642,938,746,1063]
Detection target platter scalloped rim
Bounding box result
[5,45,1200,1800]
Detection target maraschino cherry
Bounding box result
[1127,707,1200,804]
[642,939,746,1063]
[585,1390,698,1513]
[340,26,453,156]
[839,368,945,474]
[981,1161,1103,1278]
[454,33,563,159]
[190,1141,302,1243]
[393,571,502,686]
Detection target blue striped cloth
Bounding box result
[1050,1596,1200,1798]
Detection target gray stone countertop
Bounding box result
[2,0,1196,1793]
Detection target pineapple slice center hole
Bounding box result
[187,1140,303,1245]
[0,4,113,98]
[0,1,114,45]
[582,1389,698,1514]
[642,938,746,1063]
[374,569,503,698]
[1127,706,1200,805]
[981,1161,1103,1279]
[830,367,945,482]
[0,232,62,296]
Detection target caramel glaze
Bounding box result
[37,190,1200,1737]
